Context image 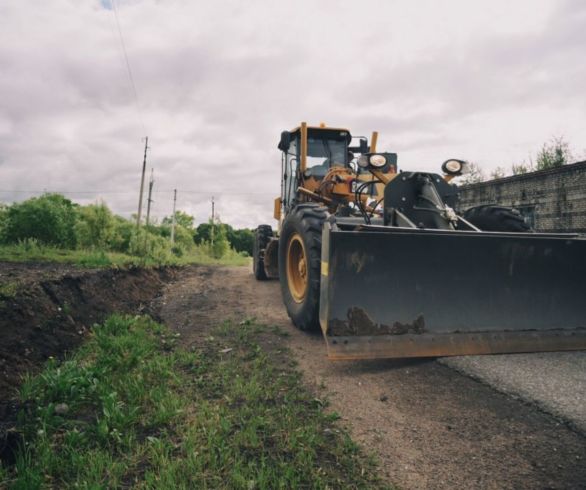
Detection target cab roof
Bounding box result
[288,125,352,142]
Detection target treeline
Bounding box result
[460,136,581,185]
[0,193,254,263]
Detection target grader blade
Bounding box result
[319,223,586,360]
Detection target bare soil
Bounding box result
[158,266,586,490]
[0,262,176,464]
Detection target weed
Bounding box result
[2,316,389,489]
[0,281,18,298]
[0,243,250,269]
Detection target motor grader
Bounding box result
[253,122,586,360]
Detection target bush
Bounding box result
[75,203,116,249]
[173,225,195,252]
[2,194,77,247]
[226,227,254,255]
[536,136,571,170]
[109,217,136,253]
[128,228,174,263]
[0,203,8,242]
[210,226,229,259]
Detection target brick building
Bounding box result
[458,160,586,233]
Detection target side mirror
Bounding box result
[278,131,291,152]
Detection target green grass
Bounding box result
[0,281,19,298]
[1,316,386,489]
[0,242,249,268]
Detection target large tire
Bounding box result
[463,205,531,232]
[278,204,327,332]
[253,225,273,280]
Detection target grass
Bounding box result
[0,281,19,298]
[1,315,386,489]
[0,242,249,268]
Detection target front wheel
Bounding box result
[463,205,531,232]
[278,204,327,332]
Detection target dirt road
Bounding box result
[158,265,586,490]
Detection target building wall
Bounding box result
[458,161,586,233]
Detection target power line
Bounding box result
[110,0,146,134]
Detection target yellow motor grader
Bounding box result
[253,122,586,360]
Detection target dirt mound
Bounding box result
[0,264,177,463]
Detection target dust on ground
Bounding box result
[158,265,586,490]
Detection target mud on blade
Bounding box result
[319,223,586,360]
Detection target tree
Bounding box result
[194,222,212,244]
[490,167,506,180]
[110,216,136,253]
[75,202,115,248]
[194,222,254,255]
[536,136,572,170]
[511,161,533,175]
[3,194,77,247]
[0,203,8,243]
[458,162,485,185]
[162,210,195,230]
[210,220,229,258]
[226,228,254,255]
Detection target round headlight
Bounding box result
[442,159,465,175]
[369,154,387,168]
[357,155,369,168]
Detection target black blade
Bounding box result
[319,224,586,359]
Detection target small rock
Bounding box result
[54,403,69,415]
[379,394,388,402]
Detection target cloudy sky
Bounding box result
[1,0,585,228]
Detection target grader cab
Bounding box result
[253,122,586,360]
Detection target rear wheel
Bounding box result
[278,204,327,332]
[253,225,273,280]
[463,205,531,232]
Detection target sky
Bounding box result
[0,0,585,228]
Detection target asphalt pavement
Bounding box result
[440,351,586,434]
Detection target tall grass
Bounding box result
[0,238,249,268]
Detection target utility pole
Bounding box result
[210,195,215,246]
[170,189,177,244]
[136,136,149,227]
[145,168,154,227]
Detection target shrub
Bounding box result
[0,203,8,242]
[3,194,77,247]
[75,203,115,249]
[128,227,174,263]
[536,136,572,170]
[210,225,229,259]
[226,227,254,255]
[109,217,135,253]
[173,225,195,252]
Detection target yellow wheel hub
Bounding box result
[287,233,308,303]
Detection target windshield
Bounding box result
[306,136,347,169]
